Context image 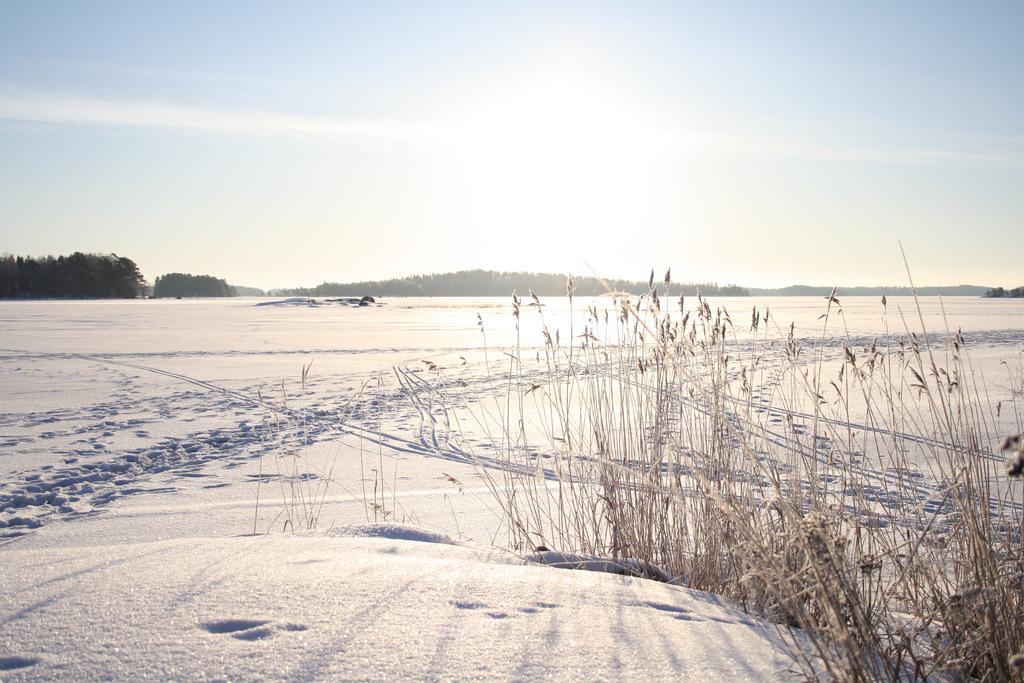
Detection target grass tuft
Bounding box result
[444,273,1023,680]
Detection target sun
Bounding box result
[444,77,662,254]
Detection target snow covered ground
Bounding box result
[2,296,1022,680]
[1,527,795,680]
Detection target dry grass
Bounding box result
[449,275,1024,681]
[252,372,399,532]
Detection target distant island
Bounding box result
[270,270,1002,299]
[273,270,749,298]
[150,276,266,298]
[0,252,146,299]
[153,273,237,298]
[983,286,1024,298]
[747,284,992,297]
[0,253,263,299]
[0,254,1010,300]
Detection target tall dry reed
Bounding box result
[447,274,1023,681]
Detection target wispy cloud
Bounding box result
[0,87,435,144]
[0,86,1018,168]
[656,128,1023,168]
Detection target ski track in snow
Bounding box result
[3,319,1021,540]
[0,350,534,538]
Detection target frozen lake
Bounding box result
[2,293,1020,535]
[4,295,1024,357]
[3,294,1022,470]
[1,295,1022,679]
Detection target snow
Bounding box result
[526,550,676,583]
[335,522,460,545]
[254,296,320,306]
[0,528,794,680]
[2,296,1022,680]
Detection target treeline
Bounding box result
[153,273,236,298]
[984,286,1024,298]
[747,284,992,297]
[0,252,146,299]
[275,270,750,298]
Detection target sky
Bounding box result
[0,1,1021,290]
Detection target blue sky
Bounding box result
[1,2,1021,288]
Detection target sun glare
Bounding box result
[446,78,661,250]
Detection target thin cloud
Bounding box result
[0,87,435,144]
[0,86,1017,168]
[655,128,1022,168]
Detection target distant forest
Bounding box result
[0,254,1006,300]
[275,270,750,298]
[0,252,146,299]
[153,273,236,298]
[984,286,1024,298]
[747,284,992,297]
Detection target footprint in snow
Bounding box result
[631,600,749,625]
[453,600,558,618]
[631,600,698,620]
[232,626,277,641]
[450,601,508,618]
[201,619,308,641]
[202,618,269,634]
[518,602,559,614]
[0,656,40,671]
